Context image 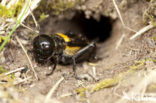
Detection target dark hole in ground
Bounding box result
[40,12,113,43]
[70,12,113,42]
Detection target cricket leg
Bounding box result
[46,56,60,76]
[72,42,95,79]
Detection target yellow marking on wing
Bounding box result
[56,33,71,42]
[65,46,81,56]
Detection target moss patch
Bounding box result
[143,0,156,26]
[0,0,24,18]
[36,0,83,16]
[75,59,146,97]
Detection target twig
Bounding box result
[15,36,39,80]
[130,24,154,40]
[115,34,125,50]
[88,66,99,81]
[58,93,73,99]
[5,66,27,75]
[112,0,136,32]
[44,77,64,103]
[92,66,96,77]
[29,6,39,29]
[20,23,39,34]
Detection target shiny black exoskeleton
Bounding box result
[33,32,96,78]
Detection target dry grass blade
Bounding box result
[6,0,19,8]
[17,0,41,23]
[1,0,7,6]
[15,36,39,80]
[5,66,27,75]
[0,0,31,51]
[115,34,125,50]
[29,6,39,28]
[112,0,136,32]
[130,24,154,40]
[44,77,64,103]
[20,23,39,33]
[58,93,73,99]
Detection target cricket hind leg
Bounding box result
[87,43,100,62]
[72,42,96,79]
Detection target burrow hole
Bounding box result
[69,12,113,42]
[40,12,113,43]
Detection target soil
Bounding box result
[0,0,156,103]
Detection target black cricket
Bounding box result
[33,32,96,78]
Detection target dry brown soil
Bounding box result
[1,0,156,103]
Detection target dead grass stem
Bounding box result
[44,77,64,103]
[15,36,38,80]
[112,0,136,32]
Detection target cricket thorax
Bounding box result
[51,34,66,55]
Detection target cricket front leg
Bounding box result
[46,56,60,76]
[46,62,57,76]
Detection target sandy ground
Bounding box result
[0,0,156,103]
